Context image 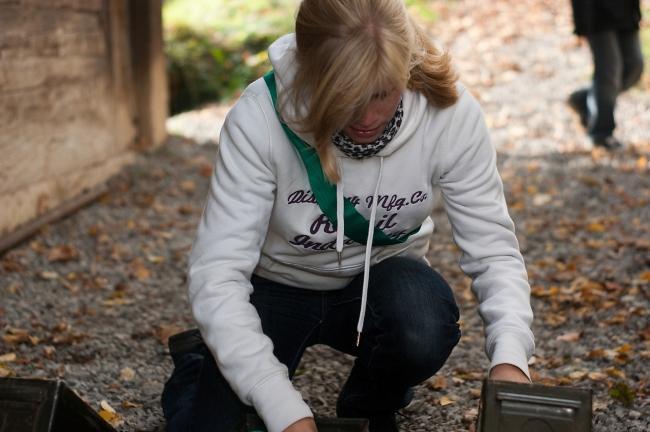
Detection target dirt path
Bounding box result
[1,1,648,431]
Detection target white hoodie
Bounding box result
[188,34,534,432]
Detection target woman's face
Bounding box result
[342,89,402,144]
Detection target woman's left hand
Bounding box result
[489,364,530,383]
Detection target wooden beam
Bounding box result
[0,183,108,255]
[128,0,168,150]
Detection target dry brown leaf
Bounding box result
[568,371,587,380]
[47,245,79,263]
[147,255,165,264]
[531,285,559,298]
[155,324,183,346]
[544,313,567,327]
[39,271,59,280]
[6,282,21,295]
[605,367,626,379]
[0,366,12,378]
[428,375,448,390]
[556,331,581,342]
[180,180,196,193]
[120,367,136,381]
[121,400,143,409]
[439,396,455,406]
[98,400,123,428]
[588,372,607,381]
[0,353,17,362]
[587,349,606,360]
[43,346,56,359]
[129,259,150,281]
[2,328,31,345]
[103,298,135,307]
[199,164,213,178]
[616,344,632,354]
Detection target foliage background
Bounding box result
[163,0,440,114]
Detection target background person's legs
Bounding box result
[617,30,644,91]
[587,30,622,144]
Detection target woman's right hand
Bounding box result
[283,417,318,432]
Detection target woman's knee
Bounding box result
[368,257,461,373]
[394,304,461,375]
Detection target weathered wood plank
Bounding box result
[0,151,136,236]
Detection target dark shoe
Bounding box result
[168,329,205,365]
[567,90,589,128]
[336,407,399,432]
[592,136,623,150]
[337,400,399,432]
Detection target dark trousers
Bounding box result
[161,256,461,431]
[572,29,644,139]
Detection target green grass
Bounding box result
[163,0,441,113]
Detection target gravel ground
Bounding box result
[1,0,649,431]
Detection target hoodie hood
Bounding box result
[268,33,424,158]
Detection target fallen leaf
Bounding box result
[155,324,183,346]
[180,180,196,193]
[121,400,143,409]
[587,349,605,360]
[2,328,32,345]
[147,255,165,264]
[43,346,56,359]
[0,366,12,377]
[568,371,587,380]
[0,353,16,362]
[103,298,134,307]
[39,271,59,280]
[544,313,567,327]
[47,245,79,263]
[199,164,213,177]
[439,396,455,406]
[6,282,21,295]
[588,372,607,381]
[616,344,632,354]
[120,367,136,381]
[556,331,581,342]
[129,259,150,281]
[428,375,448,390]
[100,400,116,413]
[605,367,626,379]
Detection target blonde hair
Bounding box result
[285,0,458,182]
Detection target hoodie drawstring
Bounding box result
[357,156,384,346]
[336,176,344,267]
[335,157,385,347]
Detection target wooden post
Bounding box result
[128,0,169,150]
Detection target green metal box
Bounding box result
[0,377,116,432]
[477,379,592,432]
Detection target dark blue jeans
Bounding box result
[161,256,461,431]
[573,29,644,139]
